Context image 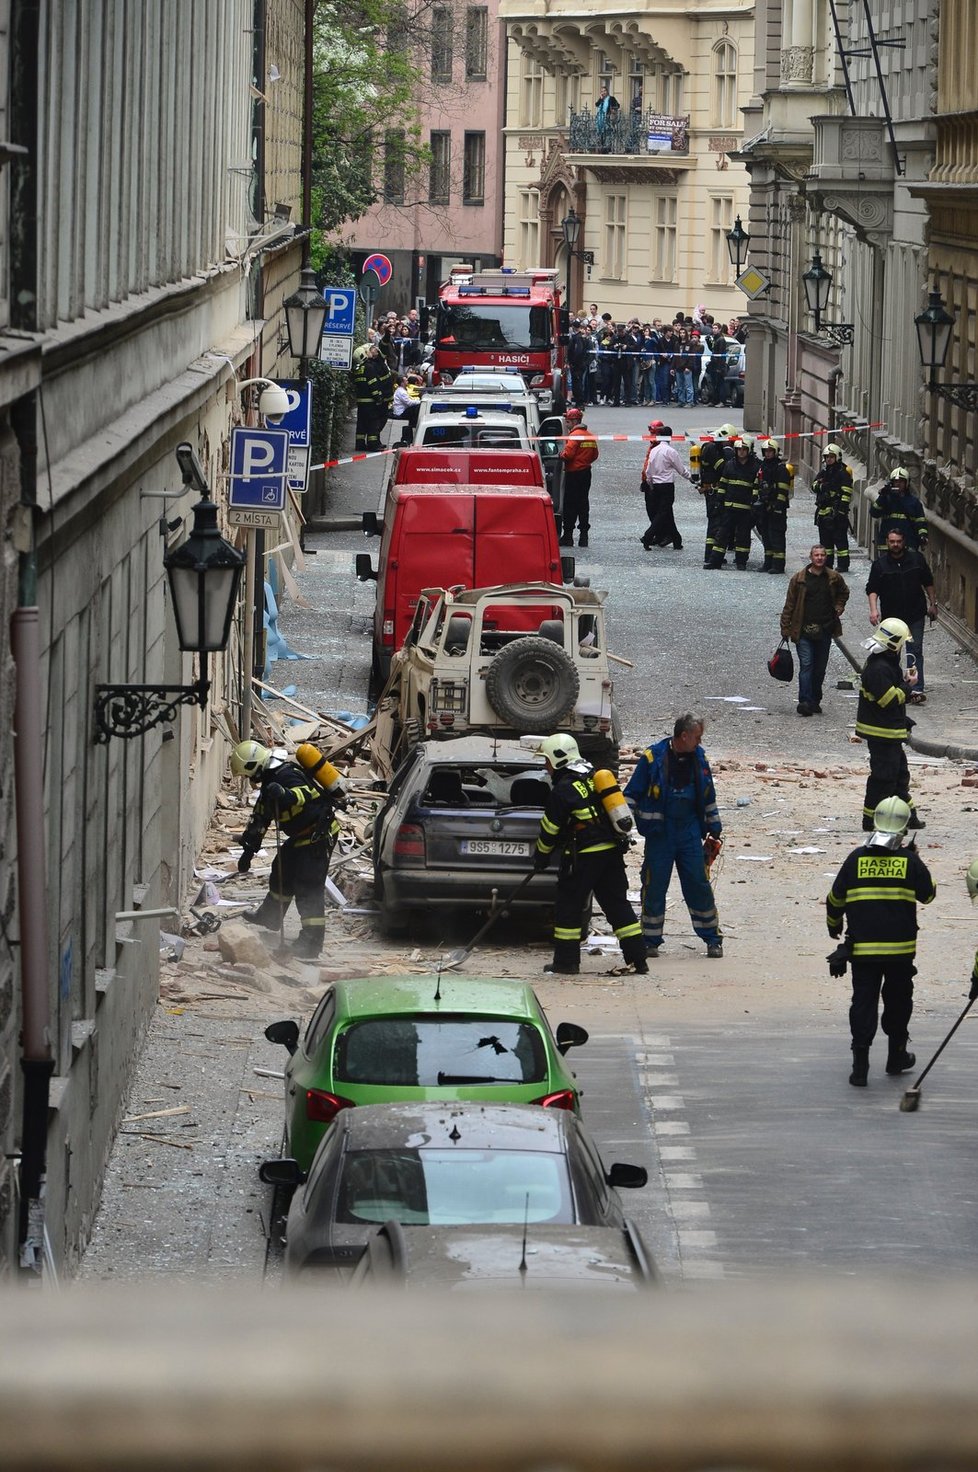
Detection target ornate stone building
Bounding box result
[739,1,977,651]
[498,2,755,321]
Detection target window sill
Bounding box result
[462,198,486,207]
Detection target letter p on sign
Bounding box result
[242,439,276,478]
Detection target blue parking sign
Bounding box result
[322,287,356,336]
[229,427,290,511]
[277,382,312,447]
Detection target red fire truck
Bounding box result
[433,266,568,412]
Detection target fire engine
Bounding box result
[434,266,568,412]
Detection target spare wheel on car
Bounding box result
[485,636,580,732]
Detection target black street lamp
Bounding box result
[561,207,595,300]
[914,287,978,410]
[284,265,329,371]
[801,250,854,346]
[94,444,246,742]
[725,215,750,275]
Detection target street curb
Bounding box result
[306,516,363,532]
[908,732,978,762]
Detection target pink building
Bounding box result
[341,0,505,317]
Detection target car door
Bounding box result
[537,415,566,516]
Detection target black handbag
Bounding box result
[768,638,794,682]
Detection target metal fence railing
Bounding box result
[567,108,691,157]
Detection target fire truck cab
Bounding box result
[434,266,568,413]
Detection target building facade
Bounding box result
[499,1,755,322]
[340,0,507,314]
[0,0,306,1275]
[740,1,977,651]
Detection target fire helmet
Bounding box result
[871,617,912,654]
[823,443,843,458]
[565,408,583,423]
[760,438,779,453]
[230,740,272,780]
[967,859,978,904]
[538,734,582,770]
[717,423,737,438]
[867,796,911,849]
[890,467,909,482]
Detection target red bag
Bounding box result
[768,638,794,682]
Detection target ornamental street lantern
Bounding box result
[914,288,955,379]
[284,267,329,365]
[93,444,245,741]
[561,207,582,252]
[802,250,832,322]
[725,215,750,274]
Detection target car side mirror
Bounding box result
[560,555,575,583]
[607,1162,648,1190]
[258,1158,305,1188]
[355,553,377,582]
[361,511,380,537]
[555,1021,589,1055]
[264,1019,299,1055]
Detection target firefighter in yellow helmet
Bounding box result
[532,734,647,975]
[229,740,341,959]
[812,443,854,571]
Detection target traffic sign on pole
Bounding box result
[322,287,356,336]
[358,267,381,311]
[363,253,393,285]
[229,427,290,513]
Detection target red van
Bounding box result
[356,484,572,685]
[390,446,546,489]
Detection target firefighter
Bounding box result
[623,713,724,958]
[855,617,925,831]
[707,437,758,570]
[231,740,342,959]
[697,423,736,568]
[754,438,791,574]
[532,734,647,976]
[869,467,928,554]
[559,408,599,548]
[812,443,854,571]
[826,796,936,1087]
[352,343,394,452]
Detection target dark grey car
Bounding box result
[372,737,556,933]
[260,1101,649,1275]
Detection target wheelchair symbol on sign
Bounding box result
[261,487,279,504]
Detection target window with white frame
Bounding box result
[519,189,540,267]
[555,70,581,123]
[651,194,677,282]
[712,40,738,128]
[596,51,616,96]
[628,56,644,117]
[708,195,735,284]
[604,194,626,279]
[519,54,544,127]
[650,63,683,115]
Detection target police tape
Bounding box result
[311,422,886,472]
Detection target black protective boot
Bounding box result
[621,936,649,974]
[243,898,286,931]
[849,1046,870,1087]
[761,555,772,572]
[545,940,580,975]
[291,928,323,959]
[885,1038,916,1075]
[907,812,926,830]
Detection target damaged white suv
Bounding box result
[373,582,621,775]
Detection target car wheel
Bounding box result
[485,636,580,733]
[378,900,410,937]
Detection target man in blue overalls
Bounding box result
[623,713,724,958]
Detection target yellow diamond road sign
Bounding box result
[737,266,771,300]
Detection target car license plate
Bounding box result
[460,840,532,857]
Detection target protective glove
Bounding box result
[264,782,288,806]
[969,969,978,1003]
[826,941,850,978]
[237,850,253,874]
[703,834,723,866]
[532,849,551,873]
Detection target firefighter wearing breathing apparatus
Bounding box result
[623,713,723,958]
[231,740,344,959]
[826,796,936,1088]
[855,617,925,832]
[533,735,647,976]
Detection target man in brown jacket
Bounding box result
[780,544,850,715]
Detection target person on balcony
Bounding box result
[595,84,620,151]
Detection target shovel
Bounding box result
[442,872,537,971]
[899,996,976,1112]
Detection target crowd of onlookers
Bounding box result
[564,305,748,409]
[366,309,425,372]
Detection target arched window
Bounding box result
[712,40,738,128]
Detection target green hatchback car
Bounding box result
[264,975,589,1171]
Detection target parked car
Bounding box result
[262,975,590,1170]
[372,735,562,932]
[351,1219,657,1290]
[259,1101,649,1274]
[724,341,746,408]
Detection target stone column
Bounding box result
[781,0,814,88]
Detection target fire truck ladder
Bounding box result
[827,0,905,176]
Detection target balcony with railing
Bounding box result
[567,108,691,159]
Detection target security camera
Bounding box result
[174,442,209,495]
[258,383,291,423]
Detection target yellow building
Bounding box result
[499,2,755,321]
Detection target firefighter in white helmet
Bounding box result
[230,739,340,959]
[532,734,647,976]
[826,796,936,1087]
[812,443,854,571]
[854,618,925,832]
[754,438,791,574]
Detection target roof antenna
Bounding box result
[519,1191,530,1280]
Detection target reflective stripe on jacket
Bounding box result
[855,651,909,741]
[622,738,721,839]
[826,845,935,959]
